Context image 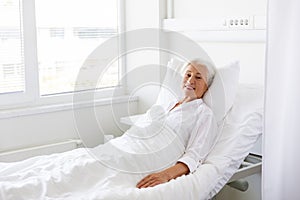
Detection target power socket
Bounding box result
[225,16,253,29]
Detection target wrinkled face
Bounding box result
[182,64,208,100]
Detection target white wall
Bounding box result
[174,0,266,17]
[0,101,138,153]
[200,42,266,84]
[124,0,164,113]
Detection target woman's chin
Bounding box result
[183,90,195,97]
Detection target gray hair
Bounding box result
[182,59,216,87]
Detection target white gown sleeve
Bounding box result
[177,105,218,173]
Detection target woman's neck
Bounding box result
[170,96,200,111]
[180,96,197,104]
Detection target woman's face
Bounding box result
[182,64,208,100]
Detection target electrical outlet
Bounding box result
[225,16,253,29]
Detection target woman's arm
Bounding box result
[136,162,189,188]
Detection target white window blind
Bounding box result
[0,0,25,95]
[35,0,119,96]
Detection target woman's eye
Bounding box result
[186,73,191,77]
[196,76,202,79]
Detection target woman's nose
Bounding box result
[187,76,195,84]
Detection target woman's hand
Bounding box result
[136,171,171,188]
[136,162,189,188]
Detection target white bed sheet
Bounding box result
[0,117,188,200]
[0,148,139,200]
[0,148,220,200]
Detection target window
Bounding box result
[0,0,122,107]
[0,0,25,95]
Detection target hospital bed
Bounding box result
[0,60,263,200]
[118,59,264,199]
[120,88,262,199]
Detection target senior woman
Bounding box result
[137,59,218,188]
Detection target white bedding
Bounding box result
[0,118,188,200]
[0,147,214,200]
[0,148,224,200]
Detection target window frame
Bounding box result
[0,0,125,109]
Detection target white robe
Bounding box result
[161,98,218,173]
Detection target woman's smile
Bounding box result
[184,84,195,90]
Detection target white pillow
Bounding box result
[226,84,264,125]
[156,58,240,123]
[203,61,240,123]
[156,58,185,106]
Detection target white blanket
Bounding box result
[0,121,191,200]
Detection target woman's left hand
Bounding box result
[136,171,171,188]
